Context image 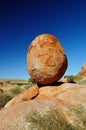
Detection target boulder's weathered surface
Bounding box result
[37,83,86,108]
[27,34,68,85]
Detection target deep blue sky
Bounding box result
[0,0,86,79]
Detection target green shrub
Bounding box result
[25,78,35,89]
[28,78,35,83]
[0,86,25,109]
[25,106,86,130]
[64,75,81,83]
[0,93,12,108]
[78,80,86,84]
[25,108,75,130]
[71,105,86,129]
[9,86,24,97]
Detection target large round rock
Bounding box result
[27,34,68,85]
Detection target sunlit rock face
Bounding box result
[77,63,86,80]
[27,34,68,85]
[78,63,86,76]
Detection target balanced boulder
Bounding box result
[27,34,68,85]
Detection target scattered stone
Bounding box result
[27,34,68,85]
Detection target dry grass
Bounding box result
[25,105,86,130]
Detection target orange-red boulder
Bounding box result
[77,63,86,78]
[27,34,68,85]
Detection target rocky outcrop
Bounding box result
[37,83,86,108]
[77,63,86,84]
[77,63,86,79]
[0,99,57,130]
[4,83,86,109]
[27,34,68,85]
[0,82,86,130]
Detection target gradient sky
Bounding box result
[0,0,86,79]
